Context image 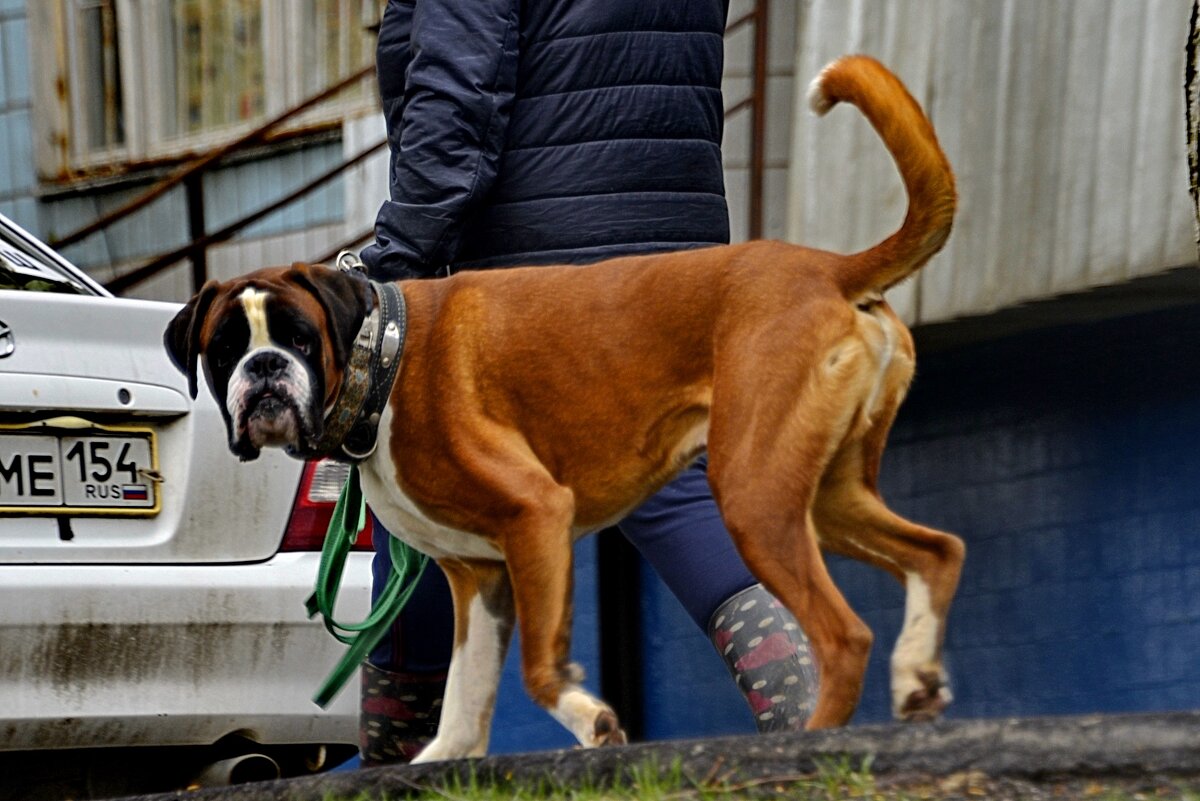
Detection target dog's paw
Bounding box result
[894,667,951,722]
[593,710,628,746]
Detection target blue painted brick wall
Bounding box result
[869,302,1200,721]
[633,302,1200,737]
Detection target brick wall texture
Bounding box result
[862,302,1200,720]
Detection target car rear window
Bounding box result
[0,239,91,295]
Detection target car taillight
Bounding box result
[280,459,373,552]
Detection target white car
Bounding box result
[0,213,372,798]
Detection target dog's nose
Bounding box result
[245,350,288,380]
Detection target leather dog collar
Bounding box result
[300,269,407,463]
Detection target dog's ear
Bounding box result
[164,281,219,400]
[290,263,371,368]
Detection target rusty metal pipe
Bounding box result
[189,753,280,788]
[51,64,376,251]
[749,0,769,240]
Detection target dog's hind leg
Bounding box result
[708,493,873,728]
[707,385,877,727]
[813,464,964,721]
[706,310,936,728]
[812,403,965,722]
[411,559,514,763]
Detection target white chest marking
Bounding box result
[360,405,503,561]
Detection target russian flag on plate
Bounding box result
[122,484,149,501]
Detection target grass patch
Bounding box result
[328,755,1200,801]
[330,755,907,801]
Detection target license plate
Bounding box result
[0,425,160,516]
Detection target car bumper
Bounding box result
[0,552,373,751]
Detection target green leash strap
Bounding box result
[305,464,429,708]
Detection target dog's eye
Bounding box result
[212,340,239,367]
[291,333,311,356]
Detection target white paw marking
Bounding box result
[890,572,948,718]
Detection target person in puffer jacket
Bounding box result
[358,0,818,764]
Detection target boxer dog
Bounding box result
[165,56,963,762]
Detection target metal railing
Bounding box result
[59,3,770,297]
[726,0,770,241]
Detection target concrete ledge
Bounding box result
[122,712,1200,801]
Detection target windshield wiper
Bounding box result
[0,254,87,294]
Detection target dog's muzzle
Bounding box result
[227,347,315,457]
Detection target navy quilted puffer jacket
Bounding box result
[361,0,731,279]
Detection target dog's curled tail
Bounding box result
[808,55,956,297]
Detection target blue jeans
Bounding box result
[368,455,756,671]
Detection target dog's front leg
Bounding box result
[503,515,626,748]
[410,559,514,764]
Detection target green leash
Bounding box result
[305,463,429,708]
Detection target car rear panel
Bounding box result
[0,553,370,750]
[0,290,302,563]
[0,220,370,757]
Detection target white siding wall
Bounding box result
[136,0,1198,321]
[787,0,1197,325]
[724,0,800,242]
[341,109,391,247]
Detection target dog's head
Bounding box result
[164,263,371,461]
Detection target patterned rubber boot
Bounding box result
[708,583,819,732]
[359,662,446,765]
